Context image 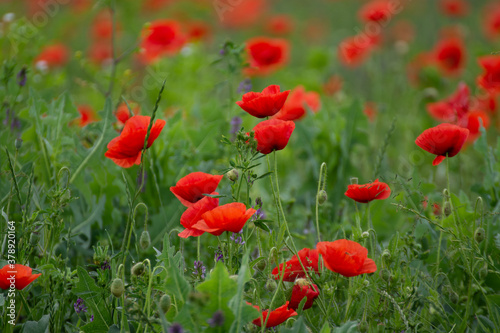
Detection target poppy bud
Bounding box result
[379,268,391,282]
[362,231,370,239]
[226,169,239,182]
[479,263,488,280]
[358,321,369,333]
[256,258,267,271]
[140,230,151,250]
[317,190,327,205]
[265,280,277,293]
[131,262,145,276]
[159,294,171,314]
[350,177,358,185]
[363,279,370,287]
[111,278,125,298]
[382,249,391,263]
[15,138,23,150]
[474,227,485,243]
[269,247,279,265]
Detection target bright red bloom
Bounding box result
[317,240,377,278]
[427,82,470,123]
[170,172,224,207]
[250,302,297,328]
[104,115,166,168]
[35,44,69,69]
[415,123,469,166]
[186,21,212,42]
[363,102,378,122]
[432,37,466,77]
[358,0,395,23]
[244,37,289,76]
[88,42,112,66]
[115,102,140,125]
[253,119,295,155]
[191,203,256,236]
[0,264,41,290]
[345,179,391,203]
[266,15,294,36]
[289,281,319,310]
[218,0,267,29]
[178,195,219,238]
[473,92,498,114]
[273,86,321,121]
[439,0,469,17]
[465,110,490,142]
[92,11,116,40]
[139,20,186,64]
[75,105,98,127]
[483,3,500,40]
[236,85,290,118]
[272,248,320,282]
[338,34,378,68]
[477,56,500,94]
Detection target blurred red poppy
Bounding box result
[170,172,224,207]
[143,0,172,11]
[363,102,378,122]
[92,11,116,41]
[358,0,395,23]
[266,15,294,36]
[432,37,466,77]
[317,240,377,277]
[345,179,391,203]
[272,248,320,282]
[244,37,289,76]
[178,195,219,238]
[104,115,166,168]
[74,105,98,127]
[139,20,186,64]
[323,75,343,96]
[253,119,295,155]
[0,264,41,290]
[250,302,297,327]
[439,0,469,17]
[289,281,319,310]
[465,110,490,142]
[35,44,69,69]
[483,3,500,40]
[407,52,434,86]
[415,123,469,165]
[473,92,498,114]
[191,203,256,236]
[88,42,113,66]
[218,0,267,29]
[477,56,500,94]
[237,85,290,118]
[273,86,321,121]
[338,34,377,68]
[427,82,470,123]
[115,102,140,125]
[186,20,212,42]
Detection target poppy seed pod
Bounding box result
[256,258,267,271]
[317,190,327,205]
[111,278,125,297]
[474,227,485,243]
[131,262,145,276]
[140,230,151,250]
[159,294,171,314]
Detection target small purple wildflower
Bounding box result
[169,323,184,333]
[214,248,224,263]
[17,67,27,87]
[100,260,111,271]
[193,260,206,280]
[207,310,225,327]
[90,315,94,322]
[237,78,252,94]
[230,229,245,245]
[74,298,87,314]
[251,207,266,222]
[230,116,242,140]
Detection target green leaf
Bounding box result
[282,317,308,332]
[333,321,359,332]
[164,258,191,304]
[73,266,112,333]
[228,253,259,333]
[22,314,50,333]
[320,322,332,333]
[196,261,237,332]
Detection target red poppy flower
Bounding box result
[273,86,321,121]
[477,56,500,94]
[465,110,490,142]
[345,179,391,203]
[0,264,41,290]
[250,302,297,328]
[426,82,470,123]
[483,3,500,40]
[432,37,466,77]
[218,0,267,29]
[115,102,140,125]
[390,20,415,43]
[407,52,434,86]
[170,172,224,207]
[104,115,166,168]
[142,0,172,11]
[338,34,377,68]
[415,123,469,166]
[266,15,294,36]
[186,21,212,42]
[236,85,290,118]
[92,11,116,40]
[244,37,290,76]
[88,42,112,66]
[35,44,69,69]
[439,0,469,17]
[363,102,378,122]
[323,75,343,96]
[253,119,295,155]
[473,92,497,114]
[178,194,219,238]
[191,202,256,236]
[289,280,319,310]
[74,105,98,127]
[317,240,377,277]
[358,0,395,23]
[139,20,186,64]
[272,248,320,282]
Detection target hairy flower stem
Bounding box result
[315,162,327,242]
[197,237,201,263]
[266,155,281,239]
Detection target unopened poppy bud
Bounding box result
[256,259,267,271]
[362,231,370,239]
[140,230,151,250]
[474,227,485,243]
[269,247,279,265]
[382,249,391,263]
[350,177,358,185]
[294,278,309,287]
[111,278,125,297]
[422,87,439,101]
[358,321,369,333]
[479,263,488,280]
[15,138,23,150]
[379,268,391,282]
[265,280,277,293]
[131,262,145,276]
[226,169,239,182]
[159,294,171,314]
[317,190,327,205]
[363,279,370,287]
